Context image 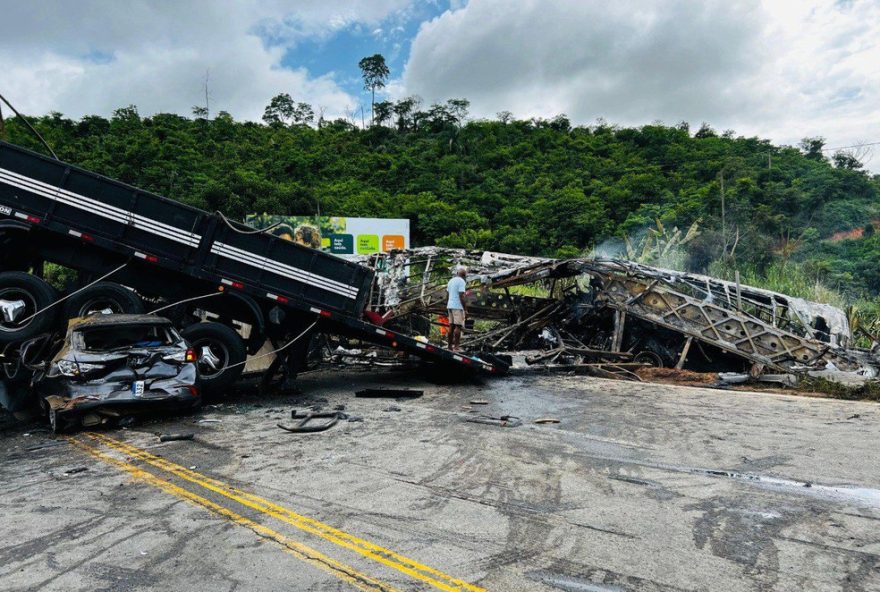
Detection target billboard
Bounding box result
[245,214,410,258]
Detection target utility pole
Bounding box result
[720,171,726,255]
[203,69,211,119]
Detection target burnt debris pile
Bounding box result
[358,248,880,384]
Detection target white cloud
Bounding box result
[3,0,879,171]
[0,0,410,121]
[403,0,880,171]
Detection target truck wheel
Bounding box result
[181,322,246,397]
[62,282,144,319]
[0,272,58,344]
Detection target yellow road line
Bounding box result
[66,437,400,592]
[85,432,488,592]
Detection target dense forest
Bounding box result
[2,94,879,308]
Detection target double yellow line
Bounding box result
[69,433,487,592]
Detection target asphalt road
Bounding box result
[1,369,879,591]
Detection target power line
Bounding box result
[820,141,880,152]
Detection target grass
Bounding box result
[707,259,846,308]
[794,377,880,402]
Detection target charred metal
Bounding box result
[359,248,879,383]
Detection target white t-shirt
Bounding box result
[447,276,466,309]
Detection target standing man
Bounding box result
[446,266,468,351]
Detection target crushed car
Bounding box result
[26,314,201,432]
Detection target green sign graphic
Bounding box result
[357,234,379,254]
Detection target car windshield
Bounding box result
[72,324,179,351]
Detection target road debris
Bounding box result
[465,414,523,428]
[159,433,195,442]
[355,388,423,398]
[277,410,342,433]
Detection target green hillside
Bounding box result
[4,101,879,300]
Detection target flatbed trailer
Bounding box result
[0,141,505,395]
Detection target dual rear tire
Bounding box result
[62,282,144,319]
[0,272,58,344]
[0,274,146,345]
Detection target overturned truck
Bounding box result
[0,141,505,421]
[360,248,879,382]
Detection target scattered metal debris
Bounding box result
[355,388,423,398]
[465,414,523,428]
[159,433,195,442]
[25,441,65,452]
[277,410,342,433]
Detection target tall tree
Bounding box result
[358,54,390,125]
[446,99,470,127]
[392,96,418,132]
[262,93,295,126]
[373,100,393,127]
[800,137,826,161]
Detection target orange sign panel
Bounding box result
[383,235,405,251]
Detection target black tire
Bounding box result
[632,338,672,368]
[633,350,665,368]
[181,322,247,397]
[62,282,144,320]
[0,272,58,344]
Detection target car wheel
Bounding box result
[181,322,246,397]
[0,272,58,344]
[62,282,144,320]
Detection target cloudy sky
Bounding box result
[1,0,878,170]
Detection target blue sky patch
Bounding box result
[269,3,448,101]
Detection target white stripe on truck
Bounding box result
[0,166,361,301]
[210,242,358,300]
[211,242,358,296]
[0,167,202,247]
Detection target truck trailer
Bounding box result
[0,141,506,403]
